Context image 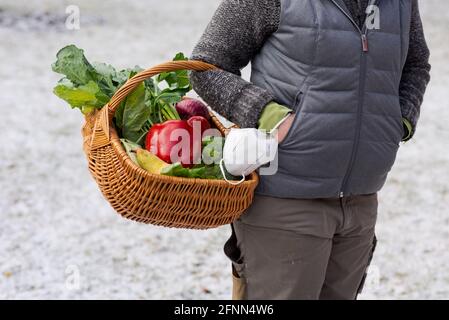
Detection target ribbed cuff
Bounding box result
[400,99,419,141]
[402,118,413,142]
[258,102,293,131]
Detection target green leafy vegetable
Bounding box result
[202,136,225,165]
[161,163,206,179]
[154,52,191,114]
[157,52,190,93]
[161,162,238,180]
[52,45,98,86]
[121,83,152,145]
[52,45,189,145]
[52,45,144,115]
[203,164,229,180]
[114,69,143,133]
[120,139,141,165]
[91,62,118,97]
[114,66,144,89]
[53,79,110,114]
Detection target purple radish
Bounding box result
[175,98,210,120]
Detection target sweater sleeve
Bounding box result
[189,0,281,128]
[399,0,431,141]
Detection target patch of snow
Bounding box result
[0,0,448,299]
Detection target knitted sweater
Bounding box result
[190,0,431,140]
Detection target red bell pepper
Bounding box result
[145,116,210,167]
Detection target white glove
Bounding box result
[220,128,278,184]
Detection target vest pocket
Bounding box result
[279,86,308,147]
[393,97,405,143]
[394,113,405,145]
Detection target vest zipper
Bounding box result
[329,0,376,197]
[361,34,369,52]
[339,44,368,197]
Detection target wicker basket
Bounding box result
[81,60,259,229]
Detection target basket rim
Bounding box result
[109,122,259,188]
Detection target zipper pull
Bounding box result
[361,34,369,52]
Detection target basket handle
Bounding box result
[107,60,217,117]
[90,60,217,151]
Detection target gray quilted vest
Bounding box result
[251,0,412,198]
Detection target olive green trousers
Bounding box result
[225,194,378,300]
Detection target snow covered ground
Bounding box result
[0,0,448,299]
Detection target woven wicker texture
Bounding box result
[81,60,259,229]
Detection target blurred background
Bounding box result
[0,0,447,299]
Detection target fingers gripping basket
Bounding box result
[81,60,259,229]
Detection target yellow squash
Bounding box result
[136,149,169,174]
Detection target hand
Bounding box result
[222,128,278,177]
[276,113,295,143]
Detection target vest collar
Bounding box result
[329,0,380,33]
[330,0,381,18]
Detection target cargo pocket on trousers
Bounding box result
[232,263,247,300]
[224,223,247,300]
[356,235,377,297]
